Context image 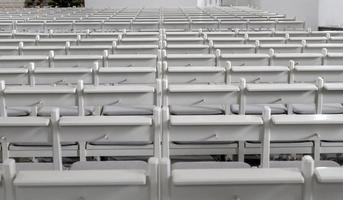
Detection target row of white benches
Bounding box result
[0,156,343,200]
[3,35,343,49]
[0,7,289,21]
[3,29,340,39]
[0,7,304,32]
[4,60,343,85]
[2,48,343,67]
[3,42,343,56]
[1,74,343,159]
[0,19,305,32]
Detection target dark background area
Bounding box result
[25,0,84,7]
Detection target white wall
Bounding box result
[319,0,343,27]
[222,0,257,7]
[197,0,221,7]
[258,0,319,29]
[86,0,197,8]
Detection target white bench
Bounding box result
[270,50,323,66]
[10,158,158,200]
[217,50,270,66]
[265,111,343,160]
[103,22,131,32]
[226,61,289,84]
[163,61,226,84]
[314,167,343,200]
[211,44,256,54]
[237,80,318,115]
[257,43,303,53]
[0,55,48,68]
[275,21,305,31]
[160,157,305,200]
[323,51,343,65]
[165,43,210,54]
[163,50,215,67]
